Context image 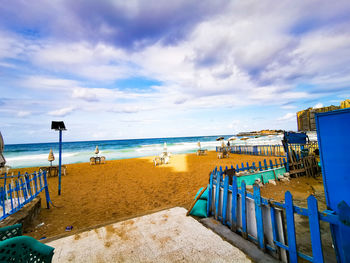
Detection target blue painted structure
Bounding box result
[0,171,51,220]
[208,160,343,262]
[216,145,286,157]
[316,108,350,263]
[58,130,62,195]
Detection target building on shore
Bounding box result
[297,99,350,131]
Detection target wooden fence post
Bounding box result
[285,191,298,263]
[254,184,265,250]
[264,159,268,170]
[43,171,51,209]
[222,175,229,225]
[207,172,214,217]
[231,176,238,231]
[241,181,247,239]
[215,172,221,220]
[307,195,324,263]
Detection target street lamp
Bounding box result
[51,121,66,195]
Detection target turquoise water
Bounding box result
[3,134,290,168]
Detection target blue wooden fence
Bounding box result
[0,171,51,220]
[216,145,286,157]
[216,142,318,158]
[207,167,340,262]
[211,157,287,174]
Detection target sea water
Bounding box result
[3,132,317,168]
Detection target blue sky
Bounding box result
[1,0,350,144]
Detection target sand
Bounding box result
[8,151,325,243]
[11,151,279,240]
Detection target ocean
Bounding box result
[3,132,317,168]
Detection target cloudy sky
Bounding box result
[1,0,350,144]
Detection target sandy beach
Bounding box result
[9,151,278,239]
[9,151,324,241]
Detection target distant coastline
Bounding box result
[236,129,284,137]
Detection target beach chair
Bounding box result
[100,156,106,164]
[0,224,22,241]
[0,224,54,262]
[90,157,96,165]
[163,156,169,164]
[0,236,54,262]
[153,156,162,166]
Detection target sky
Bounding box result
[1,0,350,144]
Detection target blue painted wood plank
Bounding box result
[215,172,221,220]
[241,181,247,238]
[222,175,229,225]
[43,171,51,209]
[270,207,279,252]
[0,187,5,217]
[236,164,240,172]
[8,184,14,213]
[259,161,263,171]
[38,171,43,189]
[285,191,298,263]
[15,180,20,208]
[33,172,38,194]
[275,159,279,168]
[20,178,27,201]
[307,195,324,263]
[252,162,256,170]
[269,160,274,169]
[207,172,214,216]
[264,159,268,170]
[253,185,265,250]
[231,176,238,231]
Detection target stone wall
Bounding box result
[0,196,41,232]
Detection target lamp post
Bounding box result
[51,121,66,195]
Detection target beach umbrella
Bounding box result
[216,136,224,141]
[0,132,6,167]
[240,137,250,145]
[95,146,99,155]
[228,136,236,141]
[48,149,55,167]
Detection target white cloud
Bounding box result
[313,103,323,109]
[17,111,31,117]
[278,113,295,121]
[48,106,75,117]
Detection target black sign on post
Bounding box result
[51,121,66,195]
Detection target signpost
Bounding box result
[51,121,66,195]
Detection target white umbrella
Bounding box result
[228,136,236,141]
[95,146,99,155]
[48,149,55,167]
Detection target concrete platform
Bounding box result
[47,207,251,262]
